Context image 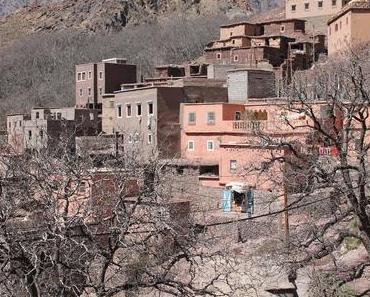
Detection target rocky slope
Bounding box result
[0,0,281,47]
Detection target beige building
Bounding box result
[327,0,370,55]
[286,0,351,19]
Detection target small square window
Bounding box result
[216,53,222,60]
[188,112,196,124]
[232,40,235,44]
[117,105,122,118]
[88,88,91,96]
[82,72,86,80]
[99,71,103,80]
[332,0,336,6]
[148,134,152,144]
[281,25,285,32]
[291,4,296,11]
[126,104,132,117]
[35,112,40,119]
[304,3,309,10]
[137,103,142,116]
[230,160,237,173]
[79,89,83,96]
[77,72,81,81]
[88,71,92,79]
[57,113,62,120]
[128,134,133,143]
[234,55,239,62]
[235,111,242,120]
[148,102,153,115]
[99,88,103,95]
[89,113,94,121]
[207,112,215,125]
[207,140,214,151]
[318,1,323,8]
[187,140,195,151]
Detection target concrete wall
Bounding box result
[227,69,276,102]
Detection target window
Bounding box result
[335,23,338,31]
[230,32,233,36]
[28,130,32,140]
[79,89,83,96]
[232,40,235,44]
[134,132,139,143]
[40,130,44,139]
[332,0,336,6]
[99,88,103,95]
[19,121,22,127]
[304,3,309,10]
[89,113,94,120]
[230,160,237,173]
[207,112,215,125]
[188,112,196,124]
[234,55,239,62]
[128,134,133,143]
[88,71,92,79]
[207,140,214,151]
[216,53,222,60]
[117,105,122,118]
[126,104,132,117]
[88,88,91,96]
[77,72,81,81]
[318,1,323,8]
[187,140,195,151]
[35,112,40,119]
[82,72,86,80]
[148,134,152,144]
[281,25,285,32]
[291,4,296,11]
[78,181,86,193]
[235,111,242,120]
[99,71,103,80]
[57,113,62,120]
[148,102,153,115]
[8,122,11,128]
[137,103,142,116]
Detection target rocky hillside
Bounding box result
[0,0,281,47]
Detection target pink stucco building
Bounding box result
[180,99,330,191]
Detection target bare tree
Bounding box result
[0,131,252,297]
[244,44,370,295]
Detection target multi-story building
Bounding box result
[286,0,351,20]
[75,58,137,109]
[204,19,326,73]
[180,99,328,190]
[102,80,229,160]
[327,0,370,56]
[7,107,100,154]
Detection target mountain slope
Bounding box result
[0,0,283,47]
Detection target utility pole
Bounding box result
[284,183,290,245]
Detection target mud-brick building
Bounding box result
[75,58,137,109]
[327,0,370,56]
[204,18,326,73]
[7,107,101,154]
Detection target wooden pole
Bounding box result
[284,184,290,245]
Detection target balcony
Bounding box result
[232,121,266,131]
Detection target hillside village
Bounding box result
[1,0,370,296]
